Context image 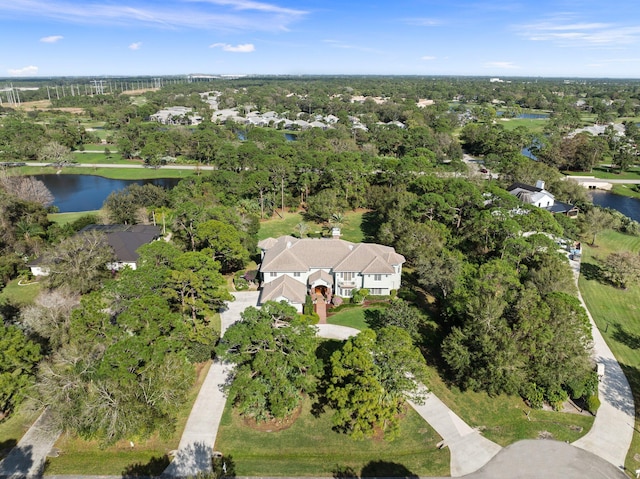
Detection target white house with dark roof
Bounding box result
[507,180,579,217]
[258,235,405,312]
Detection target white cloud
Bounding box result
[421,55,437,61]
[405,17,443,27]
[129,42,142,50]
[8,65,39,76]
[484,61,519,69]
[210,42,255,52]
[0,0,307,33]
[517,14,640,47]
[40,35,63,43]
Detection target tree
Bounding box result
[195,220,249,273]
[41,230,116,293]
[20,289,80,351]
[603,251,640,289]
[37,141,72,165]
[326,327,428,439]
[0,174,54,206]
[0,322,42,418]
[215,301,320,421]
[581,207,619,246]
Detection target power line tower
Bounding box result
[90,79,106,95]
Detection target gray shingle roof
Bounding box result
[260,274,307,304]
[259,237,404,274]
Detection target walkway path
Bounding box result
[0,409,60,479]
[569,258,635,469]
[162,292,259,478]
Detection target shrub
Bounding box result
[546,385,568,411]
[351,288,369,304]
[234,271,249,291]
[390,289,397,299]
[521,382,544,409]
[586,393,601,415]
[332,296,343,307]
[303,295,314,315]
[300,313,320,324]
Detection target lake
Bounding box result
[35,174,181,213]
[591,190,640,222]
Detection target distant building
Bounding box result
[150,106,202,125]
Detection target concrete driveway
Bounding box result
[162,291,259,478]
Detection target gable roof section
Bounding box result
[259,237,404,274]
[507,182,542,193]
[260,274,307,305]
[80,224,161,263]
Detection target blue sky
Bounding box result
[1,0,640,78]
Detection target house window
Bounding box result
[270,272,277,277]
[340,288,353,297]
[374,274,382,281]
[343,272,353,281]
[369,288,384,295]
[293,272,301,277]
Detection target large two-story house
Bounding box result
[257,235,405,312]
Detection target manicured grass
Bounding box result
[71,152,129,164]
[0,279,41,306]
[498,117,547,134]
[15,166,195,180]
[326,306,382,330]
[426,371,594,446]
[0,407,40,460]
[214,396,449,477]
[564,167,640,180]
[610,184,640,199]
[577,229,640,472]
[44,361,212,476]
[258,210,366,243]
[48,210,102,225]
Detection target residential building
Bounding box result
[507,180,579,217]
[258,235,405,312]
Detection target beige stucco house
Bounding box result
[258,236,405,312]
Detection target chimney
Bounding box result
[535,180,545,190]
[331,227,341,240]
[286,241,292,248]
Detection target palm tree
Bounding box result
[295,222,309,238]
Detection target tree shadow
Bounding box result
[360,460,419,478]
[364,309,384,330]
[360,211,381,242]
[312,340,344,418]
[212,454,236,478]
[122,454,170,477]
[580,261,607,283]
[333,465,358,478]
[0,300,20,322]
[0,439,17,461]
[0,444,35,477]
[611,322,640,350]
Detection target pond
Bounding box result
[590,190,640,223]
[34,174,181,213]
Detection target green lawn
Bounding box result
[578,230,640,472]
[426,371,594,446]
[0,279,40,307]
[498,117,548,134]
[258,210,366,243]
[564,166,640,180]
[610,184,640,199]
[71,152,129,164]
[48,210,102,225]
[326,306,382,330]
[15,166,195,180]
[214,396,449,477]
[44,361,212,476]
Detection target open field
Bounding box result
[71,152,128,164]
[498,117,548,134]
[44,361,212,476]
[214,395,449,477]
[564,166,640,180]
[258,210,366,243]
[48,210,102,225]
[578,230,640,472]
